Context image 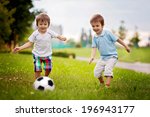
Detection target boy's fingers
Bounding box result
[88,60,91,64]
[126,47,130,53]
[12,48,19,53]
[89,59,93,64]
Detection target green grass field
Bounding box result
[0,53,150,100]
[53,47,150,63]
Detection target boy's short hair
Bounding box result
[90,14,104,26]
[36,13,50,26]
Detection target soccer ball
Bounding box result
[33,76,55,91]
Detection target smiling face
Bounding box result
[36,13,50,33]
[91,21,103,35]
[37,20,49,33]
[90,14,104,35]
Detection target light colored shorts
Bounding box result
[94,57,118,78]
[33,54,52,72]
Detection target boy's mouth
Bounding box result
[94,30,100,33]
[93,29,99,32]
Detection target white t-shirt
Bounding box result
[28,29,58,57]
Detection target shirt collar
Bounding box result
[94,30,105,38]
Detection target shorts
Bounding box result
[33,54,52,72]
[94,57,117,78]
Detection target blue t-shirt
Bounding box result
[92,30,118,60]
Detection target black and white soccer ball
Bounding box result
[33,76,55,91]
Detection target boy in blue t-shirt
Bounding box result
[89,14,130,88]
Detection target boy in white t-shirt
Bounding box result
[13,13,67,79]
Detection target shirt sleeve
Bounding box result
[107,30,118,42]
[91,37,97,48]
[28,31,36,42]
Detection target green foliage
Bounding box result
[75,43,82,48]
[0,53,150,100]
[54,48,93,58]
[0,0,35,51]
[0,0,15,42]
[131,32,140,48]
[7,0,34,40]
[52,52,76,59]
[118,20,127,40]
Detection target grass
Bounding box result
[53,47,150,63]
[0,53,150,100]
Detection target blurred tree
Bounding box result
[75,43,82,48]
[88,29,92,46]
[148,35,150,47]
[118,20,127,40]
[6,0,35,50]
[80,28,88,47]
[0,0,15,49]
[131,26,140,48]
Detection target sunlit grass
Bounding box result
[0,53,150,100]
[53,47,150,63]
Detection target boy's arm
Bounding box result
[89,47,97,64]
[117,39,130,53]
[56,35,67,41]
[13,41,33,53]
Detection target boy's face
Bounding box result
[37,20,49,33]
[91,21,103,35]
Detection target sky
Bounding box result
[32,0,150,41]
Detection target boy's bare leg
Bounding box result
[35,71,41,79]
[105,76,112,87]
[98,76,104,84]
[45,70,51,76]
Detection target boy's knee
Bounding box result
[104,71,113,77]
[94,70,102,78]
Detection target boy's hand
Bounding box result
[57,35,67,41]
[61,36,67,41]
[89,57,94,64]
[125,46,130,53]
[13,47,21,53]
